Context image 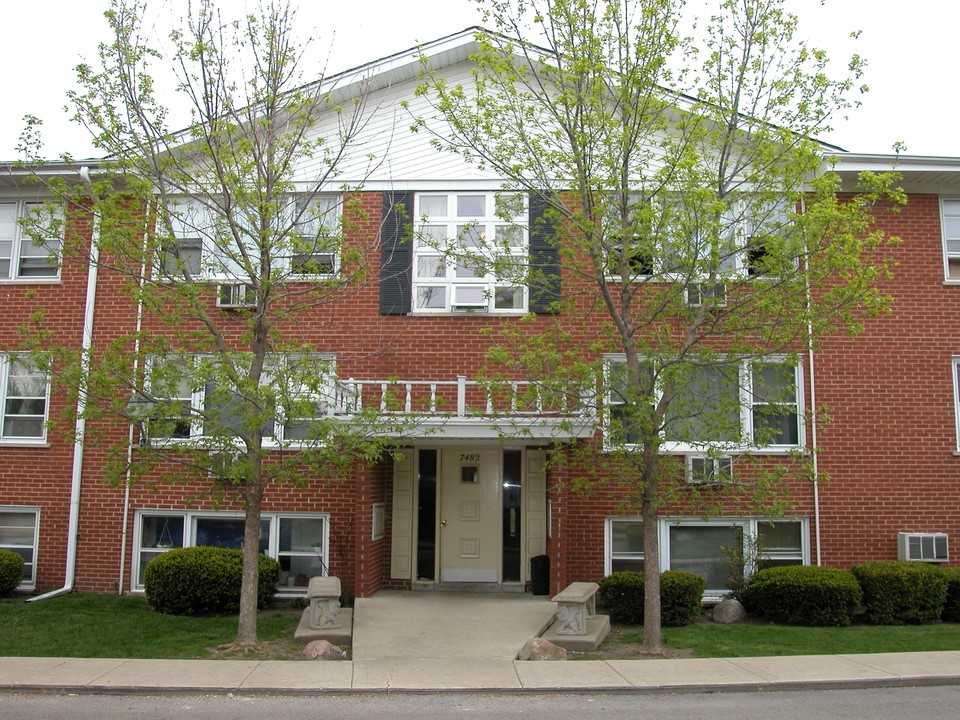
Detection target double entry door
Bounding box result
[416,448,523,585]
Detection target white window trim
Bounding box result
[604,355,805,454]
[604,196,791,283]
[605,516,809,599]
[145,354,335,447]
[0,354,51,444]
[941,198,960,284]
[952,357,960,453]
[0,505,40,590]
[412,191,528,315]
[131,509,330,593]
[161,195,342,283]
[0,200,63,283]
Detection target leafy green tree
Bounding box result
[19,0,405,647]
[416,0,903,654]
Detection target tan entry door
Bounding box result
[439,449,501,583]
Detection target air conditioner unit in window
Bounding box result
[897,532,949,562]
[451,284,489,312]
[216,283,256,309]
[687,456,733,486]
[686,283,727,307]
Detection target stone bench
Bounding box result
[551,581,599,636]
[307,576,342,630]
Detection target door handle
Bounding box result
[440,519,447,527]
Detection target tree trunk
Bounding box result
[641,454,662,655]
[235,487,264,646]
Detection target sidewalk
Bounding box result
[1,651,960,694]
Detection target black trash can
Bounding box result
[530,554,550,596]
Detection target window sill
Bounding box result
[943,279,960,286]
[0,278,61,285]
[0,441,51,448]
[603,443,804,456]
[409,310,529,317]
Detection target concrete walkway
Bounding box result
[2,591,960,694]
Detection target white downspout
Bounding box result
[801,195,823,567]
[117,221,149,594]
[29,166,100,602]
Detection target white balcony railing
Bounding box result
[329,376,595,439]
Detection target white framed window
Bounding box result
[0,201,62,282]
[413,192,527,314]
[132,510,329,591]
[144,354,334,446]
[605,195,791,282]
[0,507,39,589]
[0,355,50,442]
[952,357,960,451]
[290,194,340,278]
[159,195,341,282]
[372,503,385,541]
[605,356,803,453]
[605,518,646,574]
[942,198,960,281]
[604,516,808,597]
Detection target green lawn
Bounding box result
[650,621,960,657]
[0,593,302,659]
[4,593,960,660]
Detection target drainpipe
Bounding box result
[28,167,100,602]
[117,218,150,594]
[801,195,823,567]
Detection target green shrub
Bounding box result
[660,570,706,627]
[598,570,705,627]
[598,571,645,624]
[852,561,947,625]
[942,568,960,623]
[144,546,280,615]
[0,549,25,596]
[742,565,862,626]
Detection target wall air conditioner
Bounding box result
[216,283,256,309]
[687,456,733,486]
[897,532,949,562]
[686,283,727,307]
[450,284,489,312]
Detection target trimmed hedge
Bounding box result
[598,570,705,627]
[741,565,862,626]
[942,568,960,623]
[598,571,644,624]
[852,561,947,625]
[0,549,25,596]
[144,546,280,615]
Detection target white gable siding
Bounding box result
[294,62,503,188]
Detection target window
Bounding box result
[605,517,807,596]
[605,356,802,452]
[0,201,62,281]
[0,508,39,589]
[952,358,960,451]
[290,194,339,277]
[413,192,527,313]
[159,195,341,281]
[133,510,328,591]
[145,354,333,445]
[606,518,645,573]
[942,199,960,280]
[0,355,50,442]
[605,195,792,282]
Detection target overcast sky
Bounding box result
[1,0,955,160]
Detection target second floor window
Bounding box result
[0,355,50,442]
[413,192,527,313]
[158,195,341,282]
[942,198,960,280]
[0,201,62,281]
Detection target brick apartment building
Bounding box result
[1,30,959,602]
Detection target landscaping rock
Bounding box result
[302,639,346,660]
[518,637,567,661]
[712,599,747,624]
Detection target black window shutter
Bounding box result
[528,192,560,314]
[380,191,414,315]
